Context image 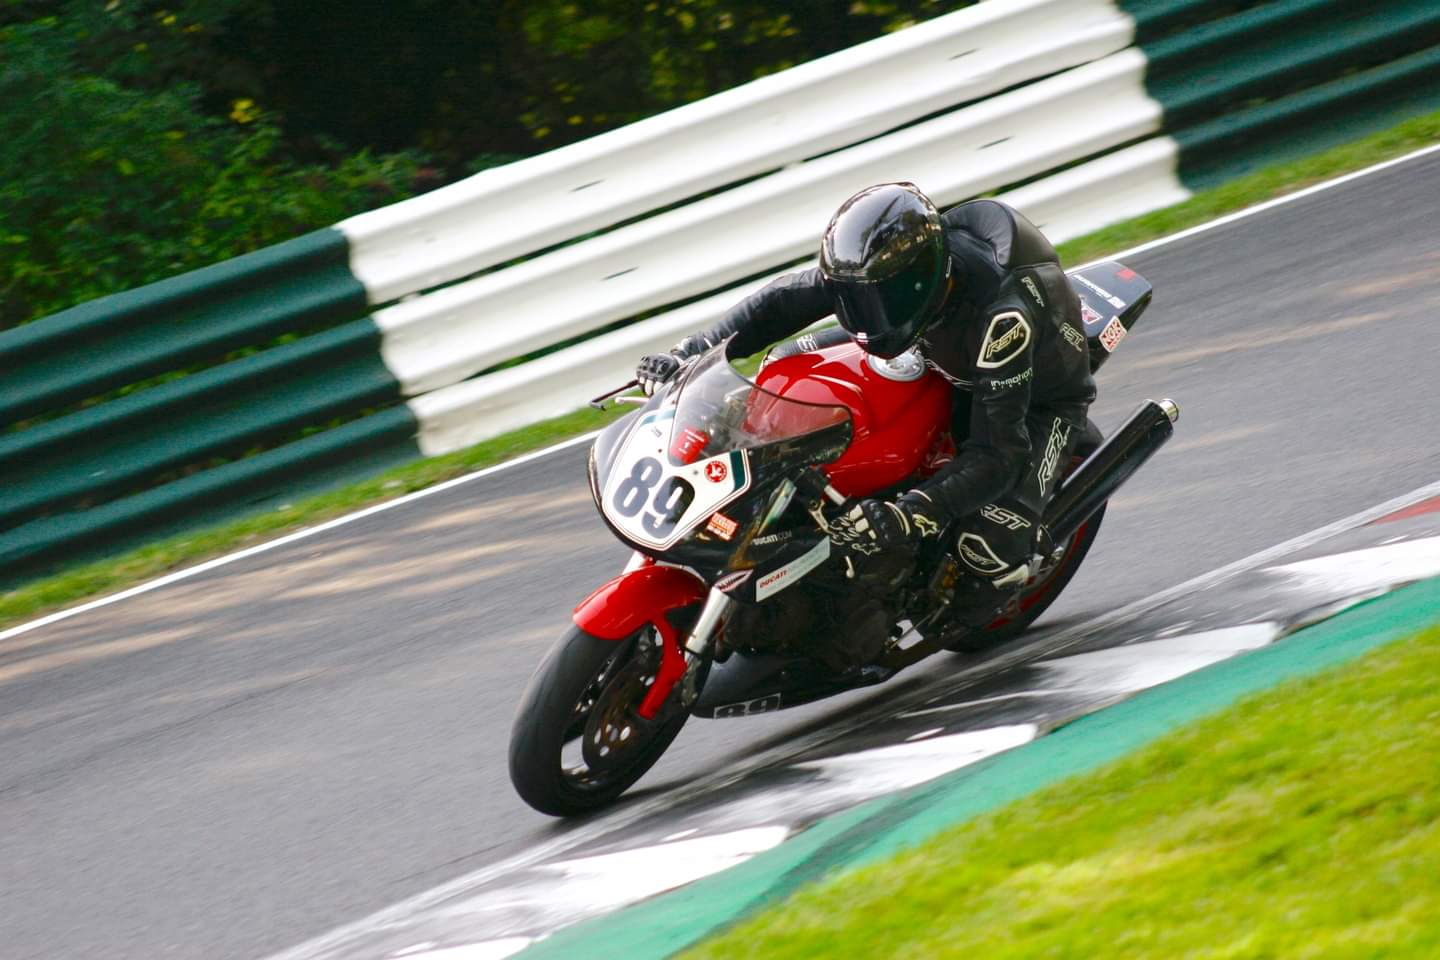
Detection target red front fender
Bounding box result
[573,564,708,720]
[573,564,708,639]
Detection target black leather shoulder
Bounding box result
[941,199,1058,270]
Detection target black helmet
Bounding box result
[819,182,951,359]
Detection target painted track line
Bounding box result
[0,433,597,644]
[7,141,1440,643]
[266,477,1440,960]
[963,478,1440,678]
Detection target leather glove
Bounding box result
[637,334,711,396]
[829,491,943,556]
[637,352,682,396]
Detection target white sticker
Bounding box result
[1074,273,1127,310]
[755,538,831,601]
[1099,316,1127,352]
[601,413,752,550]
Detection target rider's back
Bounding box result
[923,199,1096,416]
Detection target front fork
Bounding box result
[572,555,734,720]
[633,579,735,720]
[675,586,734,699]
[576,466,844,719]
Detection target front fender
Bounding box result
[574,564,709,720]
[573,564,708,640]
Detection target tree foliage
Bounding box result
[3,0,957,326]
[0,10,423,328]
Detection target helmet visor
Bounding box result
[832,241,948,358]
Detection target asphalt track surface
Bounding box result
[5,152,1440,959]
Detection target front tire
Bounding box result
[508,624,691,817]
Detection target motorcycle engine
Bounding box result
[729,548,916,671]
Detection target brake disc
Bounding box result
[581,656,652,773]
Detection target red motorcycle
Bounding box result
[509,261,1177,816]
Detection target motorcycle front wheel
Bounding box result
[508,624,693,817]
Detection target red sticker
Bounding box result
[706,512,739,540]
[1116,267,1137,281]
[705,460,728,483]
[670,427,710,465]
[1099,317,1127,352]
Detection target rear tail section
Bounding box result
[1067,261,1153,372]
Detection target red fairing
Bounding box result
[754,343,952,497]
[573,563,707,719]
[573,564,708,639]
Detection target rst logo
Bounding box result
[977,312,1031,369]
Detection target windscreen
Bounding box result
[663,345,851,466]
[593,342,850,552]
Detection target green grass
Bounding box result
[5,106,1440,630]
[683,624,1440,960]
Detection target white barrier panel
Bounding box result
[407,271,792,457]
[339,0,1134,304]
[407,132,1191,456]
[377,49,1161,397]
[1001,137,1191,244]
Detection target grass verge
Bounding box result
[683,623,1440,959]
[5,107,1440,630]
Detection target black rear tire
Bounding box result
[508,624,691,817]
[943,504,1105,653]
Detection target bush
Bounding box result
[0,17,425,328]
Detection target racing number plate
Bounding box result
[602,412,752,550]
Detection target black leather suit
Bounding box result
[696,199,1095,578]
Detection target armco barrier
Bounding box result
[0,230,366,425]
[338,0,1134,304]
[0,321,399,532]
[5,0,1440,584]
[410,136,1197,457]
[373,49,1164,396]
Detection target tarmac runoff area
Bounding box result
[268,488,1440,960]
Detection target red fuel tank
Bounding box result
[754,343,952,497]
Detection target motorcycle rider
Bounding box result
[636,182,1095,619]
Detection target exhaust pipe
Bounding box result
[1044,398,1179,544]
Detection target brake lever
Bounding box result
[796,468,859,575]
[797,468,846,533]
[589,379,642,410]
